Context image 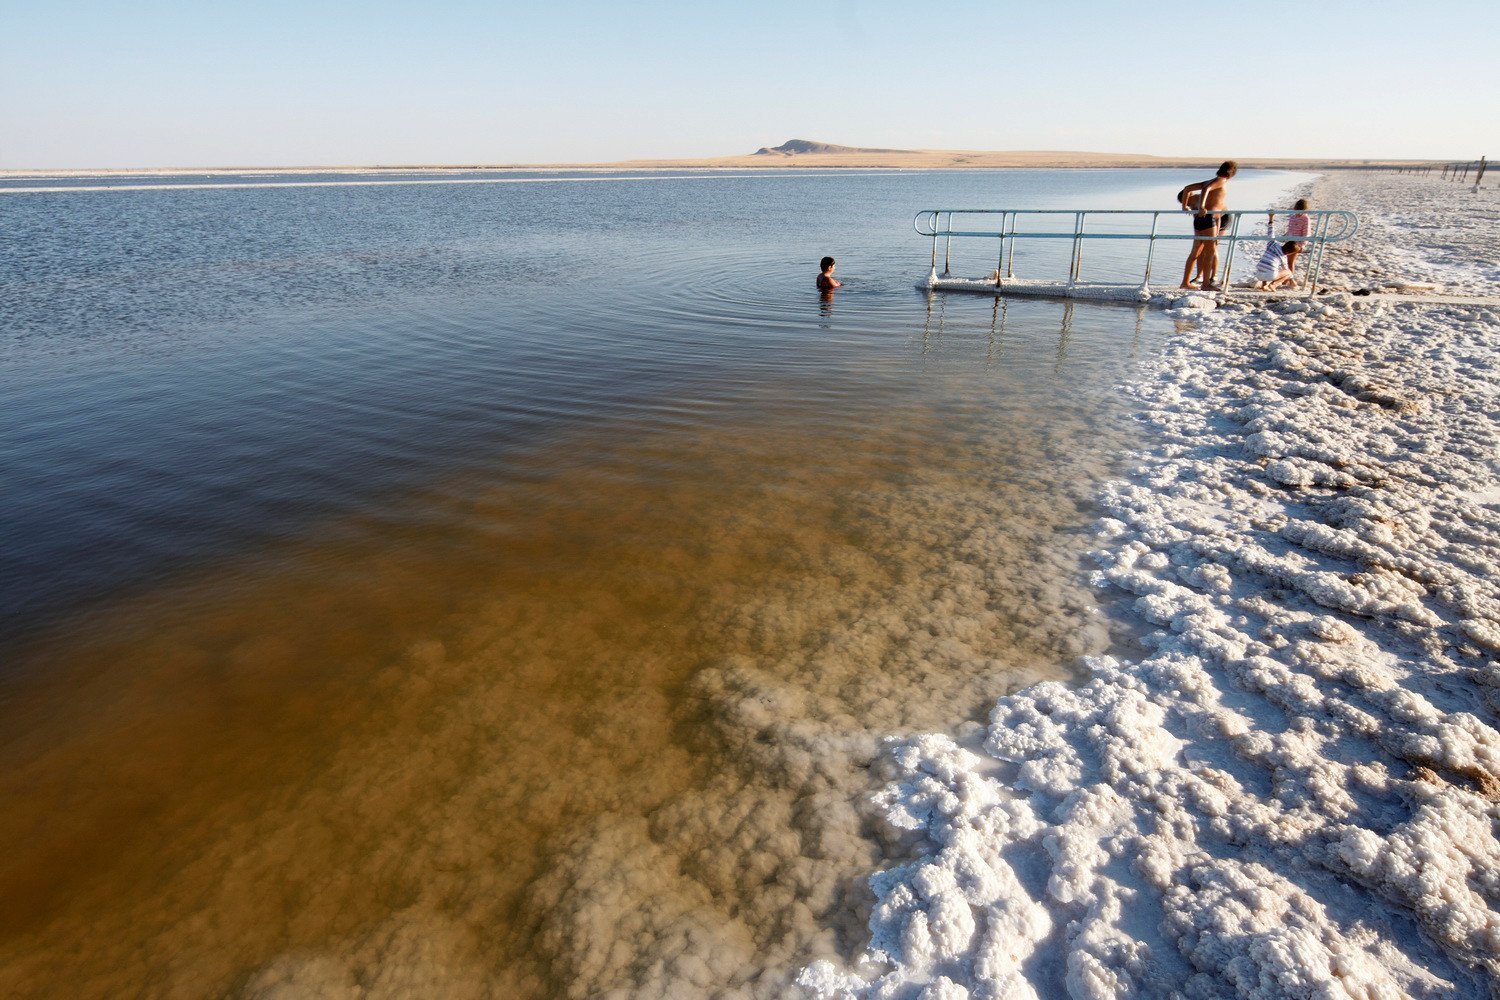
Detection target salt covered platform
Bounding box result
[922,275,1500,309]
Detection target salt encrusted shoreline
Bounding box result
[804,174,1500,999]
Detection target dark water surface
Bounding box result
[0,168,1303,998]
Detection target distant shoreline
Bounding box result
[0,150,1448,178]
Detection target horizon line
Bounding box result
[0,147,1472,177]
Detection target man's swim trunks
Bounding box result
[1192,212,1228,234]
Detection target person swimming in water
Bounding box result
[816,256,842,290]
[1178,161,1238,291]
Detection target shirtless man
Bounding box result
[1178,160,1238,290]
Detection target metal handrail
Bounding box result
[915,208,1359,298]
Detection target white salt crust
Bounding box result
[804,174,1500,998]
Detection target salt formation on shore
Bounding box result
[804,174,1500,998]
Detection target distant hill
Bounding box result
[753,138,914,156]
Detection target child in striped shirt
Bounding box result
[1254,212,1296,290]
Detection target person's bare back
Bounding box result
[816,256,842,290]
[1199,177,1229,213]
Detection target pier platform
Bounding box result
[922,276,1500,310]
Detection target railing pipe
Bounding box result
[1142,212,1160,289]
[943,212,953,276]
[1307,211,1332,298]
[995,212,1007,287]
[1220,212,1242,289]
[1069,212,1085,284]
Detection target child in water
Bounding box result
[816,256,842,290]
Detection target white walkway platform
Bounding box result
[923,276,1500,309]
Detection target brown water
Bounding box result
[0,168,1307,997]
[0,377,1150,998]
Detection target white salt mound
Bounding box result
[804,173,1500,998]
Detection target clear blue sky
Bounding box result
[3,0,1495,168]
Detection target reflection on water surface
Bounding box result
[0,168,1303,996]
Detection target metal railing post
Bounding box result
[1142,212,1160,291]
[995,212,1007,286]
[929,217,938,286]
[1307,212,1330,298]
[943,212,953,276]
[1068,212,1083,284]
[1076,213,1086,283]
[1219,212,1240,290]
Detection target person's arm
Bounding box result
[1179,180,1208,212]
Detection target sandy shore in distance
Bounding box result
[803,172,1500,998]
[0,149,1444,177]
[609,150,1439,171]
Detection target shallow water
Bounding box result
[0,168,1305,997]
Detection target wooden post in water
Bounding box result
[1473,156,1488,192]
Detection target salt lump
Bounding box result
[807,173,1500,998]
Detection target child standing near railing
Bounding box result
[1282,199,1312,280]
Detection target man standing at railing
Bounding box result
[1178,160,1238,290]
